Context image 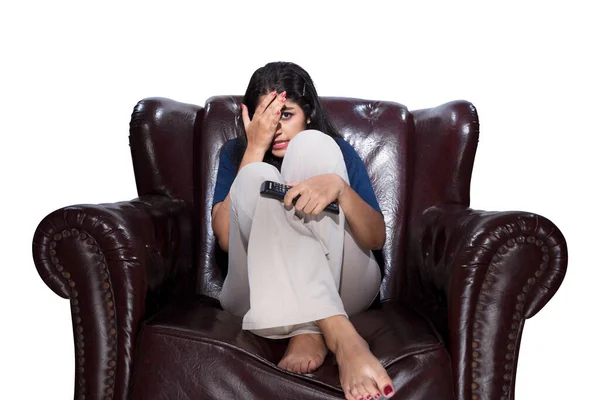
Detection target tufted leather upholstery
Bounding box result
[32,96,568,400]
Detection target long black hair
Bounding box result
[233,62,342,170]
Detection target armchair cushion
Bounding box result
[130,297,454,399]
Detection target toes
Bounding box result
[300,359,309,373]
[362,379,381,399]
[349,386,362,400]
[357,382,375,400]
[277,359,288,371]
[374,375,394,398]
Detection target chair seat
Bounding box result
[131,296,454,399]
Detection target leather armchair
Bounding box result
[32,96,567,400]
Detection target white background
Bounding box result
[2,1,598,398]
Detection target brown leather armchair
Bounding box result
[32,96,568,400]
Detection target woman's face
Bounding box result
[256,94,307,158]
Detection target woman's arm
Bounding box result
[212,92,288,252]
[337,178,386,250]
[211,146,266,252]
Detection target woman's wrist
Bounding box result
[336,175,350,205]
[240,146,266,169]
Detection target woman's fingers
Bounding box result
[283,183,302,207]
[267,92,286,126]
[255,90,278,116]
[240,104,250,131]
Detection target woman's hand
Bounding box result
[283,174,347,216]
[241,91,287,154]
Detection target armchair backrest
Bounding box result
[129,96,479,305]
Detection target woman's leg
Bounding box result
[279,130,381,326]
[219,159,346,333]
[279,130,394,399]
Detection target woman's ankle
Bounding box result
[316,314,360,353]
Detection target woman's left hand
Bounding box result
[283,174,346,215]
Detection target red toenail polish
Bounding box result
[384,385,393,395]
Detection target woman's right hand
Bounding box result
[241,90,286,154]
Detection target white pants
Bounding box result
[219,130,381,339]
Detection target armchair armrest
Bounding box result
[414,205,567,400]
[32,195,193,400]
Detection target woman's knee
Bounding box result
[230,162,280,206]
[285,130,345,172]
[288,129,338,154]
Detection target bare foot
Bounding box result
[277,333,327,374]
[318,316,395,400]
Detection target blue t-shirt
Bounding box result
[212,137,382,214]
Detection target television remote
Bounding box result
[260,180,340,215]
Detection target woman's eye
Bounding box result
[281,112,293,119]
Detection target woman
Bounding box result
[211,62,395,400]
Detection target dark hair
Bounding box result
[233,61,341,170]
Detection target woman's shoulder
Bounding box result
[219,137,243,158]
[333,136,361,161]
